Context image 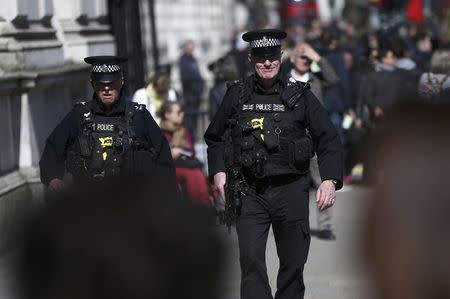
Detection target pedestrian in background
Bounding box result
[132,71,178,125]
[159,101,212,207]
[322,30,352,143]
[361,42,415,129]
[289,41,340,240]
[227,30,252,78]
[208,54,239,120]
[179,40,205,133]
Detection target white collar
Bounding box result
[290,69,310,83]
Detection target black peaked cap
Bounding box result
[242,29,287,42]
[242,29,287,58]
[84,55,128,83]
[84,55,128,65]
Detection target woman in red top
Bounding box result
[159,101,212,206]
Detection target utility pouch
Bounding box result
[262,118,278,151]
[78,134,91,157]
[223,119,237,168]
[241,136,254,151]
[291,137,313,164]
[240,120,254,134]
[254,149,267,178]
[239,152,254,168]
[65,151,85,176]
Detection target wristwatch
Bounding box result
[330,179,338,188]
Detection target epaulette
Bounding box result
[73,100,92,123]
[282,79,310,109]
[136,103,146,112]
[129,102,146,112]
[74,100,87,107]
[73,101,91,117]
[286,78,311,90]
[226,79,243,89]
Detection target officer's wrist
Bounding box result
[326,179,337,188]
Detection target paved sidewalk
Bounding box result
[0,186,372,299]
[218,186,373,299]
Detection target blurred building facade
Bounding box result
[0,0,115,196]
[138,0,236,91]
[0,0,117,255]
[0,0,251,197]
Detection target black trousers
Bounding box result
[236,175,311,299]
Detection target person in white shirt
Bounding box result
[290,42,340,240]
[132,71,178,125]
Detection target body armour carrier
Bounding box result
[66,101,152,181]
[227,79,313,178]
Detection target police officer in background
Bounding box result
[204,29,343,299]
[40,56,176,192]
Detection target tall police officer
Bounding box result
[40,56,176,192]
[204,29,343,299]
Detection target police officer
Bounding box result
[40,56,176,192]
[204,29,343,299]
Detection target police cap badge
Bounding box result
[242,29,287,58]
[84,55,128,83]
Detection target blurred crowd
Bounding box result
[279,17,450,185]
[15,5,450,299]
[128,12,450,203]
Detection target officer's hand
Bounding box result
[48,178,65,192]
[316,180,336,211]
[214,172,226,202]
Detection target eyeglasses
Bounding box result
[93,80,122,91]
[252,55,281,63]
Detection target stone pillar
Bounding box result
[52,0,115,63]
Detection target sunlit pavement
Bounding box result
[218,185,374,299]
[0,185,372,299]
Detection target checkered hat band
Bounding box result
[250,37,281,48]
[92,64,121,73]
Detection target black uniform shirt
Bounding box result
[39,94,175,186]
[204,74,344,189]
[254,75,284,95]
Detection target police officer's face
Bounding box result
[93,79,124,108]
[251,53,282,81]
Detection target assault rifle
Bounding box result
[224,167,246,233]
[222,118,246,232]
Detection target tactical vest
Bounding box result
[228,79,313,178]
[66,101,151,181]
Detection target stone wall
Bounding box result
[0,81,21,176]
[0,0,115,195]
